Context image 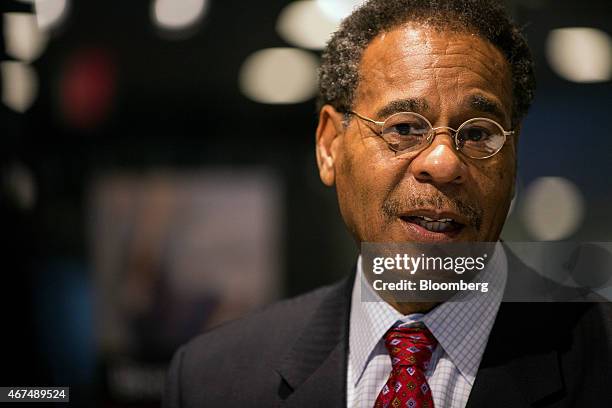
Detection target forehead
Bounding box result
[355,24,513,123]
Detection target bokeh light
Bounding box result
[316,0,365,22]
[521,177,585,241]
[546,27,612,83]
[0,61,38,113]
[59,49,117,129]
[3,12,49,62]
[239,48,319,104]
[151,0,208,32]
[276,0,338,50]
[34,0,70,31]
[3,162,37,211]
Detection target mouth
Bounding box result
[399,211,467,241]
[402,215,464,233]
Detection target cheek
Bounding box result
[472,155,515,220]
[335,137,403,238]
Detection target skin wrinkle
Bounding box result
[364,54,510,124]
[317,26,516,250]
[314,2,533,315]
[415,27,508,75]
[318,2,535,129]
[362,28,513,122]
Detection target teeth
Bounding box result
[416,216,454,223]
[412,217,455,232]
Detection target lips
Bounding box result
[402,215,463,233]
[398,210,467,241]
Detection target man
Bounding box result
[163,0,612,406]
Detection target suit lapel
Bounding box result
[275,250,573,407]
[467,248,566,407]
[276,273,354,407]
[465,303,564,408]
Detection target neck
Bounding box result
[386,299,439,316]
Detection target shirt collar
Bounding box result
[348,242,507,387]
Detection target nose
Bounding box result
[409,131,467,185]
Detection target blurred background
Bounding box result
[0,0,610,406]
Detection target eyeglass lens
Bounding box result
[380,112,505,159]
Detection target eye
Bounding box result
[457,119,506,158]
[394,123,416,136]
[380,113,431,153]
[460,127,489,142]
[385,121,429,137]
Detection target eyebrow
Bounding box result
[468,94,507,123]
[373,95,509,125]
[375,98,429,119]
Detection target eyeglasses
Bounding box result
[350,110,514,159]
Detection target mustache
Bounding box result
[382,193,483,231]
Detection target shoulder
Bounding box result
[162,278,351,407]
[183,282,339,361]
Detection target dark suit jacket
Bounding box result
[163,251,612,407]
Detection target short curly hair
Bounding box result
[317,0,536,126]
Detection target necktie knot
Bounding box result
[384,325,437,371]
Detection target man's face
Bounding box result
[316,24,517,243]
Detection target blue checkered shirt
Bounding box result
[347,244,507,408]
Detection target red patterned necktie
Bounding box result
[374,325,438,408]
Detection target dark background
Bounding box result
[1,0,611,406]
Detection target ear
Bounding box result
[315,105,345,187]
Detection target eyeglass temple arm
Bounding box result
[350,111,385,126]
